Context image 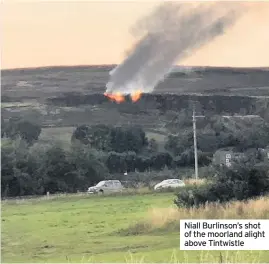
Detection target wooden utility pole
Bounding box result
[192,105,199,180]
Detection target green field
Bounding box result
[38,126,168,147]
[2,193,269,263]
[39,126,75,144]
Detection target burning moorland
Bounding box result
[104,90,143,103]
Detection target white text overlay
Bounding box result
[180,219,269,250]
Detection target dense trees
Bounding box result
[2,114,269,198]
[165,116,269,158]
[2,118,41,144]
[1,138,175,197]
[1,139,109,197]
[72,124,148,153]
[1,123,172,197]
[1,138,38,196]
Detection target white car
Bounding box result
[87,180,124,194]
[154,179,185,191]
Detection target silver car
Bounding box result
[87,180,124,194]
[154,179,185,191]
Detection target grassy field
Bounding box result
[2,192,269,263]
[39,126,75,144]
[38,126,168,147]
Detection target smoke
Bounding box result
[106,2,245,95]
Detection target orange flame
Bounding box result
[104,92,125,103]
[104,90,142,103]
[131,90,142,102]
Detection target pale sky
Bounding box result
[2,1,269,69]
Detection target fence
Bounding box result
[1,191,89,202]
[1,182,157,202]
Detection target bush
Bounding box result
[174,184,217,208]
[4,118,41,144]
[175,164,269,208]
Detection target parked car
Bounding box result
[154,179,185,191]
[87,180,124,194]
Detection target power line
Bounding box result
[190,107,260,179]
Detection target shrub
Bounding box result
[174,184,217,208]
[4,118,41,144]
[175,164,269,208]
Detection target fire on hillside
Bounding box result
[104,90,142,103]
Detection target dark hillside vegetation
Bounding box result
[1,66,269,199]
[2,65,269,99]
[46,93,269,120]
[2,114,269,197]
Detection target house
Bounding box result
[213,148,245,167]
[258,147,269,163]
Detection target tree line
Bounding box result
[175,162,269,208]
[46,93,269,118]
[2,115,269,197]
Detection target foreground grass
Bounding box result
[123,196,269,235]
[2,193,269,263]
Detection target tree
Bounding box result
[72,124,113,150]
[1,138,38,197]
[4,119,41,144]
[72,124,148,153]
[174,162,269,208]
[106,152,127,173]
[147,138,158,153]
[197,130,218,152]
[150,152,173,170]
[1,139,16,196]
[68,143,109,189]
[36,144,72,193]
[165,133,193,156]
[110,126,148,153]
[71,125,92,145]
[134,156,151,172]
[1,116,5,138]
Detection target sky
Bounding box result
[2,1,269,69]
